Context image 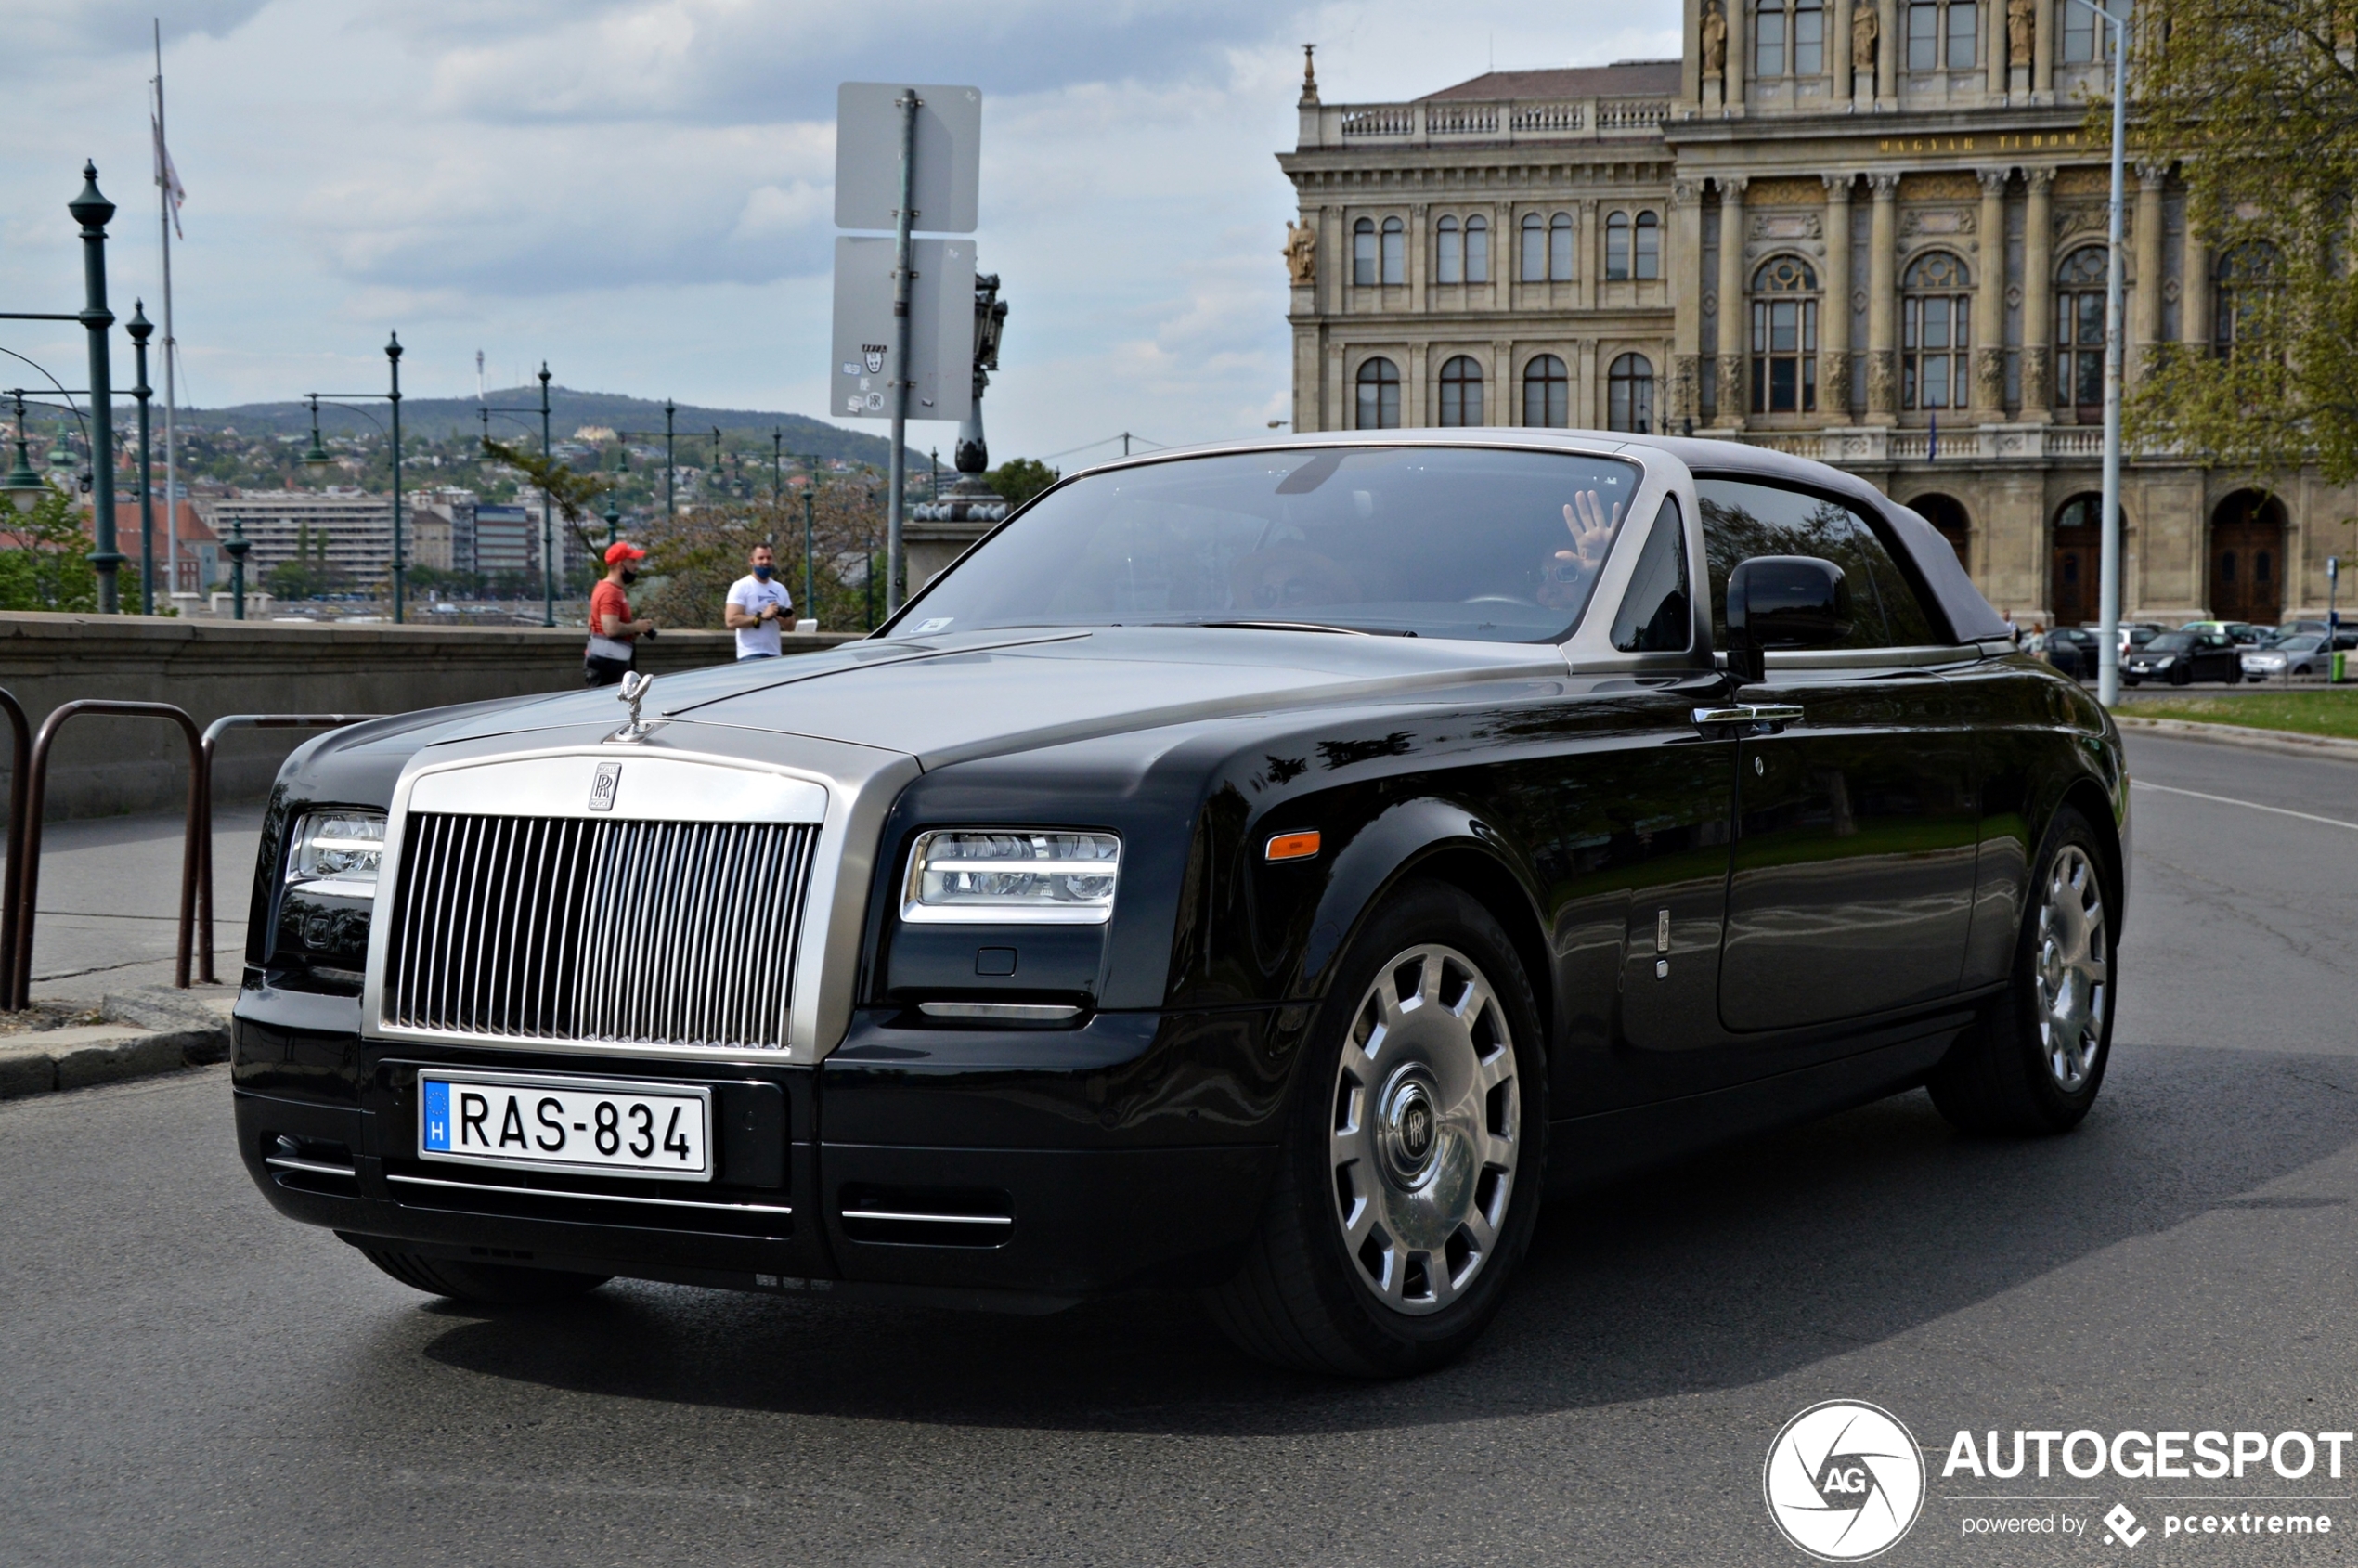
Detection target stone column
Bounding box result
[1683,0,1704,104]
[1410,201,1430,312]
[1578,198,1600,311]
[1577,338,1600,429]
[1833,0,1855,101]
[2132,163,2167,382]
[2182,201,2212,353]
[1973,169,2010,419]
[1495,341,1514,425]
[1729,0,1747,110]
[2032,0,2054,97]
[1822,174,1856,420]
[1986,0,2007,99]
[1672,180,1705,425]
[1876,0,1898,105]
[1866,171,1899,424]
[1717,176,1749,427]
[2021,167,2054,421]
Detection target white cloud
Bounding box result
[0,0,1678,462]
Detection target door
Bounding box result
[2050,496,2098,627]
[1697,477,1982,1033]
[2210,492,2286,627]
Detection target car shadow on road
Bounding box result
[407,1042,2358,1434]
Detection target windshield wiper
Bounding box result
[1181,619,1375,636]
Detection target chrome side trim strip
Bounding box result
[266,1156,358,1178]
[915,1001,1083,1022]
[840,1209,1012,1226]
[386,1172,793,1216]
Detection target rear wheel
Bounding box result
[361,1248,611,1305]
[1929,807,2115,1135]
[1203,880,1545,1377]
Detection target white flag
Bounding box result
[151,114,185,240]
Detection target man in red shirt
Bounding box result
[586,540,658,686]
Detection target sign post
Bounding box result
[833,83,981,619]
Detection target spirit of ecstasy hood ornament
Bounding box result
[612,670,657,742]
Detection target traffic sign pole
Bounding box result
[886,89,918,618]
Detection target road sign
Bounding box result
[834,83,981,234]
[829,236,974,422]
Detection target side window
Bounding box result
[1698,478,1899,649]
[1852,517,1939,645]
[1611,498,1692,653]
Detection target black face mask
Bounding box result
[620,569,639,586]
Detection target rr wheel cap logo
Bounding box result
[1764,1400,1925,1560]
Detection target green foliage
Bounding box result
[0,483,99,612]
[265,521,344,600]
[482,438,613,564]
[987,458,1060,508]
[636,478,886,633]
[2118,1,2358,485]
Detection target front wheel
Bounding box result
[1203,880,1546,1377]
[1929,808,2116,1135]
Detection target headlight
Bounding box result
[902,829,1121,924]
[2151,655,2174,667]
[286,810,385,897]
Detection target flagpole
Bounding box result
[153,20,178,608]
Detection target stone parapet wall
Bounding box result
[0,614,857,821]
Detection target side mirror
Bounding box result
[1725,555,1853,683]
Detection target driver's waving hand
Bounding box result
[1537,489,1622,609]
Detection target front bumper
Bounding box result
[232,989,1292,1309]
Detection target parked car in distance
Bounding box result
[2181,619,2265,646]
[2243,632,2356,680]
[2279,619,2346,640]
[2044,626,2102,679]
[2118,622,2165,654]
[2126,628,2242,685]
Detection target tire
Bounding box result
[1203,879,1547,1377]
[1928,807,2116,1135]
[361,1247,612,1305]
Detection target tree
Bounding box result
[2121,2,2358,486]
[481,438,613,564]
[987,457,1060,507]
[635,475,886,632]
[0,482,98,612]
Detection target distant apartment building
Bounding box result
[199,490,395,584]
[408,486,480,575]
[473,503,535,577]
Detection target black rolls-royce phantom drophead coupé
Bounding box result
[234,433,2124,1376]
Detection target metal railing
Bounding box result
[198,714,376,984]
[0,689,28,1008]
[9,701,203,1010]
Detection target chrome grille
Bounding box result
[382,812,819,1050]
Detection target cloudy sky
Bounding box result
[0,1,1678,468]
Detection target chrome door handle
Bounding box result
[1692,704,1805,734]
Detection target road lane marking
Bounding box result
[2131,779,2358,834]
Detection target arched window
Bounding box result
[1438,356,1484,427]
[1548,214,1574,282]
[1522,354,1570,428]
[1380,216,1405,285]
[1633,212,1660,280]
[1755,0,1825,76]
[2215,241,2280,358]
[1436,216,1462,285]
[1353,218,1377,288]
[2055,245,2107,413]
[1608,354,1655,433]
[1902,251,1972,410]
[1749,256,1819,415]
[1464,215,1489,283]
[1605,213,1631,280]
[1520,214,1546,281]
[1355,357,1401,430]
[1907,0,1978,70]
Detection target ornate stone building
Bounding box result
[1277,10,2358,626]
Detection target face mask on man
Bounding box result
[621,569,639,586]
[752,564,773,580]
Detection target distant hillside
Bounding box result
[177,386,917,467]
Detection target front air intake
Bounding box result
[380,812,819,1051]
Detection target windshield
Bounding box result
[2148,633,2193,652]
[887,446,1645,642]
[2282,635,2324,651]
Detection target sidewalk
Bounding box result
[22,803,263,1004]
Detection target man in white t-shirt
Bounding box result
[724,544,795,659]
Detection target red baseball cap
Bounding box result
[603,540,647,564]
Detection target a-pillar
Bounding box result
[1671,179,1705,425]
[2021,167,2055,421]
[1973,169,2010,420]
[1821,174,1856,419]
[1716,176,1749,427]
[1865,171,1899,424]
[2131,162,2167,383]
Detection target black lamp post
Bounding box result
[476,366,555,625]
[2,394,48,515]
[126,302,154,614]
[302,334,407,620]
[802,456,819,625]
[224,516,250,619]
[67,163,121,613]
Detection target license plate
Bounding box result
[420,1071,712,1182]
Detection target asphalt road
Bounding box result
[6,732,2357,1566]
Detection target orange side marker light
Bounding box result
[1265,830,1322,862]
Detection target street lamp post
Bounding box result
[476,366,557,625]
[802,457,818,624]
[126,302,155,614]
[3,395,49,515]
[303,331,408,622]
[68,163,121,614]
[2064,0,2133,706]
[224,517,249,619]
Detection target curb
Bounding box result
[2114,715,2358,765]
[0,991,232,1100]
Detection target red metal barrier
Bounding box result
[198,714,377,985]
[0,688,29,1008]
[11,700,204,1010]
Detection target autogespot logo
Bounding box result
[1766,1400,1928,1561]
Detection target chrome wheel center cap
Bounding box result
[1379,1069,1442,1186]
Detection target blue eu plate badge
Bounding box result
[423,1080,451,1151]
